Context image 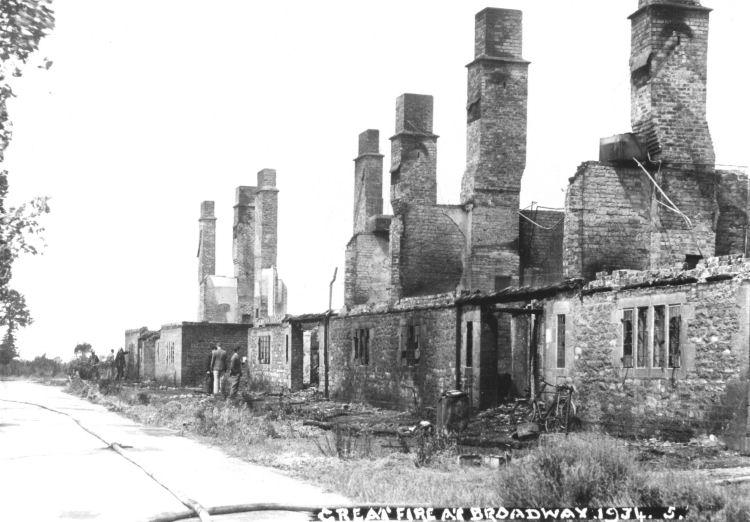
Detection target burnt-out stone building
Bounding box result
[198,169,288,324]
[154,322,251,386]
[247,313,327,391]
[124,327,159,381]
[327,1,750,452]
[345,8,564,309]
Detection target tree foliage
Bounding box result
[73,342,92,358]
[0,324,16,364]
[0,0,54,361]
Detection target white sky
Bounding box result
[4,0,749,360]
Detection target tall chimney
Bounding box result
[461,8,529,292]
[353,129,384,234]
[198,201,216,284]
[389,93,438,214]
[629,0,714,168]
[233,186,257,321]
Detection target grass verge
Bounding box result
[66,377,750,517]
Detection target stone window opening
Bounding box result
[402,324,421,366]
[621,305,681,370]
[556,314,566,369]
[285,335,289,364]
[258,335,271,365]
[353,328,370,365]
[465,321,473,368]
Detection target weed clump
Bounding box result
[498,433,729,519]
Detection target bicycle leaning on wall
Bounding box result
[511,380,577,434]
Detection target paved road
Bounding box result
[0,380,349,521]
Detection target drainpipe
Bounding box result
[324,267,337,399]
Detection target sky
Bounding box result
[4,0,749,361]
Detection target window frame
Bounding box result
[401,323,421,366]
[352,327,371,366]
[556,314,566,369]
[258,335,271,365]
[620,303,683,375]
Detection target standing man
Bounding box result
[205,344,215,394]
[210,342,227,396]
[228,347,242,398]
[105,349,115,380]
[114,348,128,381]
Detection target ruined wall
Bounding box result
[345,233,390,306]
[155,324,182,385]
[182,323,250,387]
[124,328,158,381]
[716,170,750,256]
[247,323,291,390]
[564,161,716,280]
[519,210,564,286]
[329,295,458,410]
[124,328,142,380]
[199,276,238,323]
[543,256,750,451]
[629,1,714,167]
[140,332,158,381]
[394,205,465,298]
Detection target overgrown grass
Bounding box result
[497,433,750,520]
[65,379,750,516]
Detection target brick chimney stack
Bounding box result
[461,8,529,292]
[198,200,216,284]
[353,129,384,234]
[629,0,714,168]
[389,93,438,214]
[233,186,257,320]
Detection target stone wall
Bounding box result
[716,170,750,256]
[124,328,143,380]
[329,296,458,410]
[140,331,158,381]
[124,327,158,381]
[248,323,291,390]
[542,256,750,450]
[519,209,564,286]
[155,324,182,385]
[345,233,390,306]
[199,276,238,323]
[394,204,465,298]
[564,161,716,280]
[181,323,250,387]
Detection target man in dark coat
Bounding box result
[114,348,128,381]
[228,347,242,398]
[209,343,227,396]
[205,344,215,394]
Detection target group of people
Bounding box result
[88,348,129,381]
[206,343,243,398]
